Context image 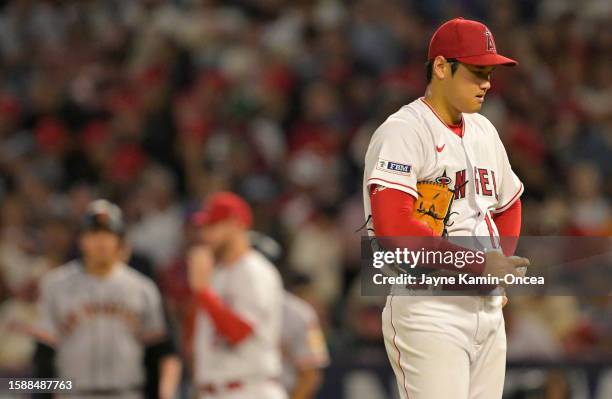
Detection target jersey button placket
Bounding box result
[460,135,486,236]
[87,277,101,389]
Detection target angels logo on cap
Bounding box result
[484,29,496,52]
[428,17,517,66]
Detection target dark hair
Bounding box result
[426,58,459,83]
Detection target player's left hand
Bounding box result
[187,245,215,291]
[502,295,508,308]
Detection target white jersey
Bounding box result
[363,97,523,243]
[194,250,284,386]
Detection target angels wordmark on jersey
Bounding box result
[363,97,523,245]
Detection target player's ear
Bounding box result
[432,56,448,80]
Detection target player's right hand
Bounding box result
[187,245,215,291]
[483,250,530,282]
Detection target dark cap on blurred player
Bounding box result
[81,199,125,236]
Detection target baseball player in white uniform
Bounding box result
[248,231,330,399]
[31,200,181,399]
[362,18,530,399]
[187,192,286,399]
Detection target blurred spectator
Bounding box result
[127,165,184,269]
[505,296,582,361]
[0,284,38,376]
[289,207,343,306]
[567,162,612,235]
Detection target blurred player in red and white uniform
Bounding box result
[187,192,286,399]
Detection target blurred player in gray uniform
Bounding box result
[31,200,181,399]
[250,231,330,399]
[280,290,329,399]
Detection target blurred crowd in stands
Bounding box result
[0,0,610,394]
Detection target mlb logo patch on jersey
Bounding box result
[377,159,412,176]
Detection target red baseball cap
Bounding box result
[428,18,517,66]
[191,192,253,228]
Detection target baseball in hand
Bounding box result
[187,245,215,292]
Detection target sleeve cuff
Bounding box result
[493,183,523,214]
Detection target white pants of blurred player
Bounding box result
[196,379,287,399]
[382,293,506,399]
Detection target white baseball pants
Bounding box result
[382,294,506,399]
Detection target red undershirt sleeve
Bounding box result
[195,288,254,345]
[369,185,435,237]
[370,185,485,275]
[492,199,522,256]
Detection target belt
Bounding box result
[199,377,279,395]
[199,381,243,395]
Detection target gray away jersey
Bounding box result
[280,292,330,391]
[34,260,166,391]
